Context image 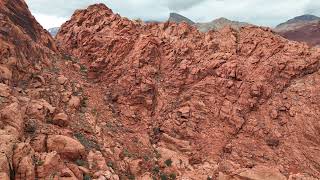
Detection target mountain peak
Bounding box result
[276,14,320,29]
[291,14,319,22]
[73,3,113,17]
[87,3,112,11]
[168,12,195,25]
[213,17,230,22]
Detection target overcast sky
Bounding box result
[25,0,320,29]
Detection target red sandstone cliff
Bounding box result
[0,1,105,179]
[0,0,57,84]
[56,3,320,179]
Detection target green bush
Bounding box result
[164,158,173,167]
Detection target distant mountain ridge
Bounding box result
[274,14,320,32]
[48,27,59,37]
[274,14,320,46]
[277,21,320,47]
[168,12,251,32]
[277,14,320,27]
[196,17,251,32]
[168,12,195,25]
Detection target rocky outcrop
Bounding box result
[0,0,57,85]
[56,3,320,179]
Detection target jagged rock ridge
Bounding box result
[56,3,320,179]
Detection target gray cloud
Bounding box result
[165,0,207,11]
[25,0,320,29]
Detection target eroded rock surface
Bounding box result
[0,0,119,179]
[56,3,320,179]
[1,0,320,179]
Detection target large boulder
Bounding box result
[47,135,85,160]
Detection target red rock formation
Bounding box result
[0,0,57,84]
[57,3,320,179]
[0,1,117,179]
[1,0,320,179]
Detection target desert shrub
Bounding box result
[74,132,100,150]
[164,158,172,167]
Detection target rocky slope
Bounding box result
[56,3,320,179]
[0,0,120,179]
[168,12,195,25]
